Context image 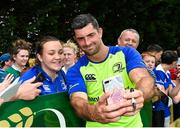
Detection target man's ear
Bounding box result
[98,28,103,38]
[73,35,76,41]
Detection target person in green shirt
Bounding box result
[66,14,155,127]
[5,39,31,78]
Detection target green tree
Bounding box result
[0,0,179,53]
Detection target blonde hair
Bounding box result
[141,52,156,59]
[28,58,36,67]
[63,39,79,55]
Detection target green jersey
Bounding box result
[67,46,145,127]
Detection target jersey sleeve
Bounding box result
[66,62,87,96]
[167,71,176,88]
[19,67,37,83]
[122,47,146,73]
[154,70,165,86]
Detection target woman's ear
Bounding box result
[37,53,42,62]
[13,54,16,61]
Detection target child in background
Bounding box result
[141,52,156,127]
[142,52,156,71]
[153,50,178,127]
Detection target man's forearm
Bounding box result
[129,68,155,100]
[136,77,155,100]
[71,96,95,121]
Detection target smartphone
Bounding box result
[103,75,125,104]
[33,72,45,83]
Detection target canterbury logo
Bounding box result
[85,74,96,81]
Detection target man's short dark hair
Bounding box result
[71,14,99,30]
[147,44,163,52]
[161,50,178,64]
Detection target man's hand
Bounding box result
[122,89,144,116]
[15,77,42,100]
[90,92,127,123]
[92,89,144,123]
[71,91,143,124]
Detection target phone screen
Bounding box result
[103,75,125,104]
